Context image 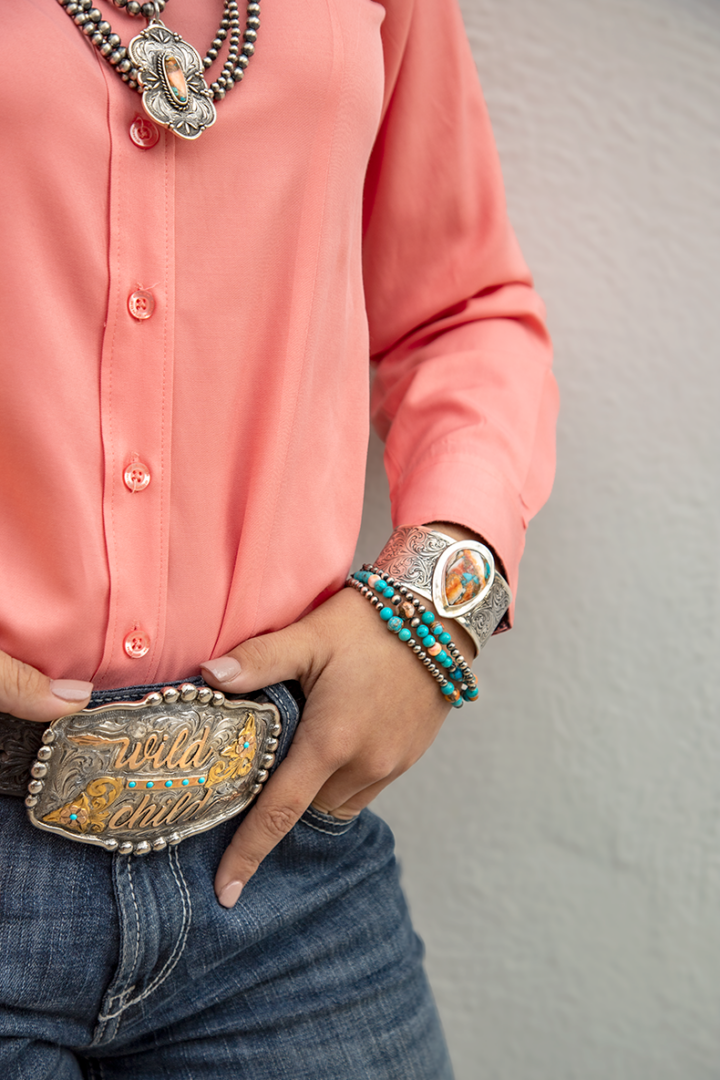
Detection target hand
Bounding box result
[0,650,93,722]
[201,585,471,909]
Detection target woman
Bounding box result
[0,0,557,1075]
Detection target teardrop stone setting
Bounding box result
[431,542,495,618]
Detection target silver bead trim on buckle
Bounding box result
[25,684,281,855]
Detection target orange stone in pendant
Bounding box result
[163,55,189,106]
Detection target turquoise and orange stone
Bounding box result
[441,549,488,612]
[163,54,189,105]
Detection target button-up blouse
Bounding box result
[0,0,557,688]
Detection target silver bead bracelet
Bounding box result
[346,567,479,708]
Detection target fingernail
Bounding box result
[217,881,243,908]
[201,657,242,684]
[50,679,94,703]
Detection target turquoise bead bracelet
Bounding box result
[345,566,479,708]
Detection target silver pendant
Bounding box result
[128,19,217,141]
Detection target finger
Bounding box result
[214,738,331,907]
[306,691,449,816]
[200,619,325,696]
[310,768,401,821]
[0,650,93,723]
[306,741,399,811]
[311,774,396,820]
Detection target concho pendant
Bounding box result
[128,19,217,141]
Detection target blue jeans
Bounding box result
[0,682,453,1079]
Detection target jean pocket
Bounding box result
[300,804,359,836]
[261,681,303,775]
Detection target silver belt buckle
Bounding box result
[24,685,281,856]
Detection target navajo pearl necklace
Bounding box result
[56,0,261,140]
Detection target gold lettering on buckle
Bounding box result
[25,686,281,855]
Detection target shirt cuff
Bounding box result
[388,459,526,625]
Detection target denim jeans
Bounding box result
[0,681,454,1079]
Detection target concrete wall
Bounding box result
[355,1,720,1076]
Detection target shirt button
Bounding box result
[128,289,155,320]
[124,629,151,659]
[123,458,151,492]
[129,115,160,149]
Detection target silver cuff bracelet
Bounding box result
[375,525,512,656]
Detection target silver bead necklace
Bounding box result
[56,0,260,140]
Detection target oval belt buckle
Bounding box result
[24,685,281,856]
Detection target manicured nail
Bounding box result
[50,679,94,702]
[218,881,243,908]
[201,657,242,683]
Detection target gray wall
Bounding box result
[355,1,720,1076]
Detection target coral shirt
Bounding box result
[0,0,557,688]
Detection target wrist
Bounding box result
[374,524,512,656]
[346,566,478,707]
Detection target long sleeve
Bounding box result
[364,0,558,605]
[0,0,553,686]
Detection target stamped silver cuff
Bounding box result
[24,684,281,856]
[375,525,512,655]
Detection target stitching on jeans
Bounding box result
[93,857,140,1035]
[99,848,190,1020]
[267,682,294,715]
[99,846,192,1019]
[303,805,356,832]
[124,846,191,1005]
[304,806,337,824]
[97,857,142,1022]
[127,855,142,973]
[302,820,354,836]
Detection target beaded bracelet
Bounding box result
[345,565,479,708]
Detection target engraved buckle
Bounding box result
[24,685,281,856]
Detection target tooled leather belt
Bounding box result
[0,678,302,857]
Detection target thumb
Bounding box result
[200,620,322,695]
[0,650,93,723]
